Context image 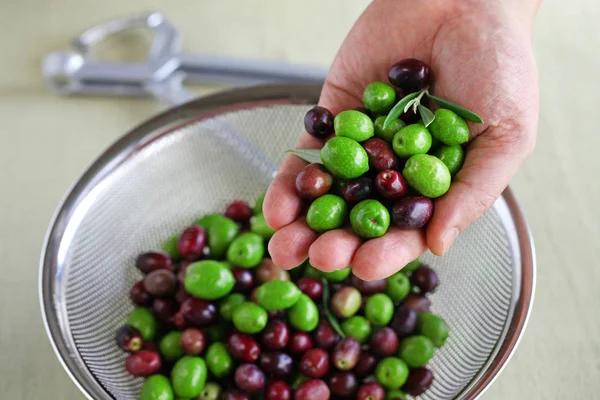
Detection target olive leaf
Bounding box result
[426,94,484,123]
[418,104,436,127]
[321,279,346,338]
[285,148,322,164]
[383,91,420,129]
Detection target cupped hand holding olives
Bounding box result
[263,0,539,280]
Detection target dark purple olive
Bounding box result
[261,320,290,350]
[296,164,333,199]
[222,390,249,400]
[178,298,217,328]
[296,277,324,301]
[116,325,143,353]
[375,170,407,199]
[313,320,340,350]
[357,382,385,400]
[265,380,292,400]
[125,350,161,376]
[288,332,313,354]
[412,265,439,293]
[294,379,330,400]
[332,337,361,371]
[152,298,178,327]
[392,196,434,229]
[180,328,206,355]
[353,351,378,378]
[227,332,261,362]
[177,225,206,260]
[135,252,173,274]
[231,267,254,292]
[370,327,399,356]
[328,372,358,397]
[234,363,265,393]
[299,348,330,378]
[389,305,418,338]
[129,281,153,306]
[403,367,434,396]
[225,200,253,224]
[342,176,374,203]
[402,293,431,313]
[388,59,432,92]
[350,275,387,295]
[259,351,294,379]
[143,269,176,297]
[363,138,399,172]
[304,106,334,139]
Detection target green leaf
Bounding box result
[426,94,484,123]
[321,278,346,338]
[418,104,436,128]
[383,91,420,129]
[286,148,322,164]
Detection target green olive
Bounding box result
[341,315,372,344]
[205,342,233,378]
[140,375,174,400]
[232,302,268,334]
[227,232,264,268]
[365,293,394,326]
[386,272,411,302]
[127,307,157,341]
[398,335,435,368]
[322,267,351,282]
[418,312,450,347]
[159,331,184,362]
[171,356,207,398]
[287,294,319,332]
[255,280,302,311]
[306,194,348,232]
[428,108,470,145]
[184,261,234,300]
[219,293,246,321]
[375,357,409,389]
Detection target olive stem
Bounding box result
[404,88,429,114]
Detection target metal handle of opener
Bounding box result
[42,11,329,105]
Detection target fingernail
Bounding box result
[441,228,459,254]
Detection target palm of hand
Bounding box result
[264,0,538,280]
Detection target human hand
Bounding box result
[264,0,540,280]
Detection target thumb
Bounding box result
[426,123,536,255]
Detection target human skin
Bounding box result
[264,0,540,280]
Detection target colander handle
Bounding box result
[41,11,328,105]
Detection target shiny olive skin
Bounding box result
[140,375,174,400]
[127,307,157,341]
[171,356,207,398]
[287,294,319,332]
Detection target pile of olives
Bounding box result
[116,194,449,399]
[298,58,476,238]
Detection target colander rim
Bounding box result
[39,83,535,400]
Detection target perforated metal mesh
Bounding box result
[48,104,522,399]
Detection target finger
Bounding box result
[352,227,427,281]
[426,125,536,255]
[268,218,318,269]
[308,228,363,273]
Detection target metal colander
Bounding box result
[39,84,535,400]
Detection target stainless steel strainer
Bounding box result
[39,84,535,400]
[40,12,535,400]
